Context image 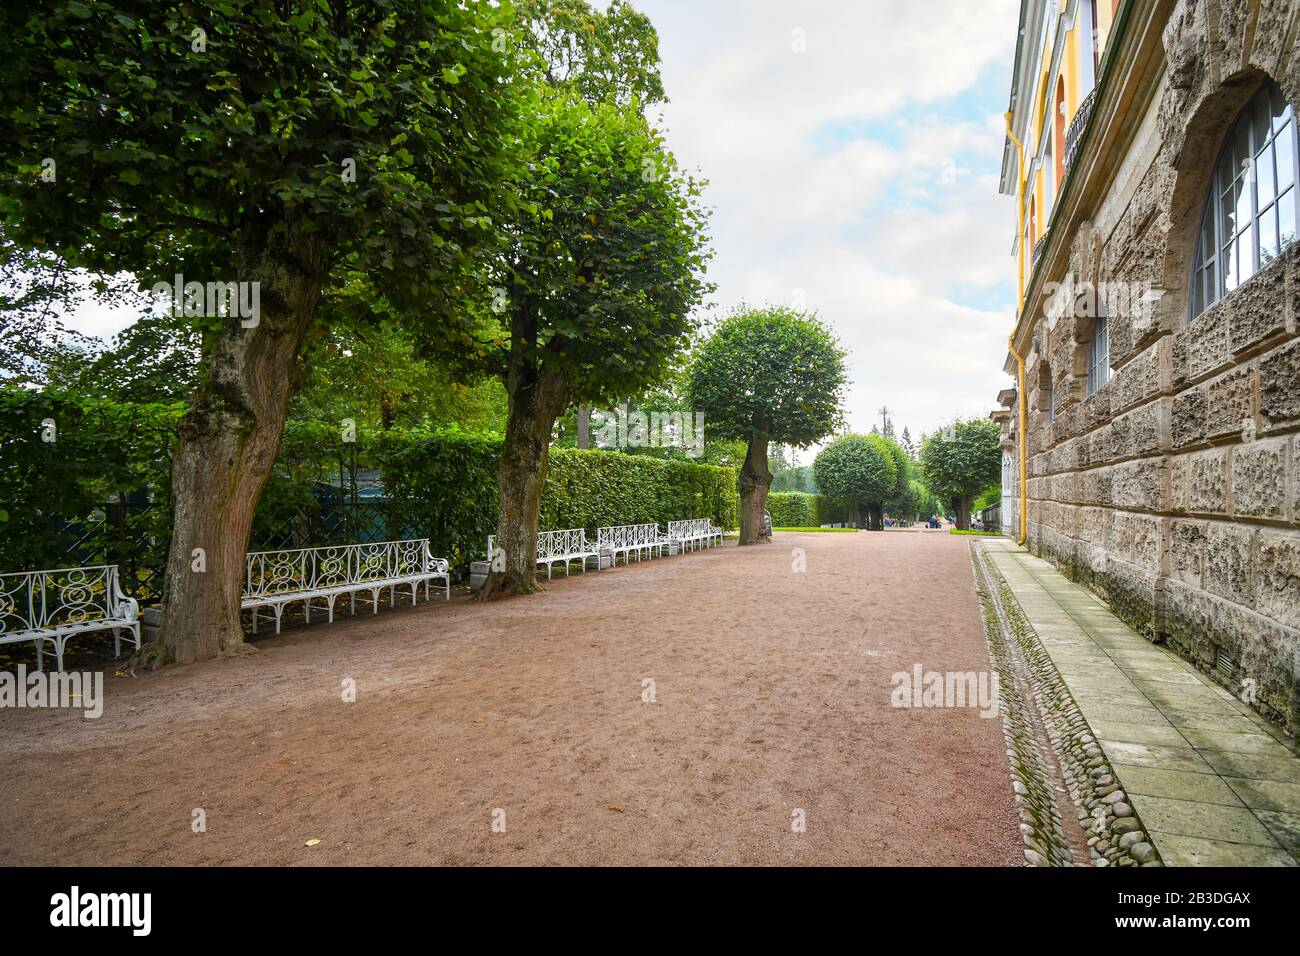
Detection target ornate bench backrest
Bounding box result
[0,565,123,634]
[537,528,587,560]
[244,539,432,599]
[597,524,658,550]
[667,519,710,539]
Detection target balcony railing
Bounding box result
[1031,232,1049,273]
[1064,87,1097,173]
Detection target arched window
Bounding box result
[1087,315,1110,395]
[1190,82,1298,319]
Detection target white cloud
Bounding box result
[640,0,1022,454]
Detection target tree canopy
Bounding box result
[688,306,847,448]
[813,433,896,529]
[919,418,1002,529]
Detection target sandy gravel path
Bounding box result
[0,530,1020,866]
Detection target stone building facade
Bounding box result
[996,0,1300,734]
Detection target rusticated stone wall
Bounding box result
[1018,0,1300,734]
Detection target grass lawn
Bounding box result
[949,529,1002,536]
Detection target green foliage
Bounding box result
[516,0,666,106]
[0,0,522,322]
[465,88,711,405]
[540,448,736,542]
[813,434,895,507]
[909,477,939,518]
[0,388,181,593]
[41,312,202,404]
[815,495,850,525]
[972,482,1002,513]
[919,419,1003,503]
[866,433,909,507]
[295,321,507,433]
[0,389,737,584]
[774,526,858,533]
[688,306,847,447]
[767,491,816,528]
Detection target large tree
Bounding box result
[813,434,896,530]
[466,89,710,595]
[0,0,522,662]
[919,418,1002,530]
[688,307,846,544]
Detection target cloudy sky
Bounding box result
[638,0,1021,454]
[58,0,1022,453]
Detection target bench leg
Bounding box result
[274,605,284,634]
[33,637,44,672]
[444,577,450,601]
[304,598,311,624]
[54,636,68,673]
[327,595,336,624]
[351,592,356,616]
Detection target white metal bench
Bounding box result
[487,528,600,579]
[0,565,140,671]
[242,538,449,634]
[596,523,666,564]
[665,518,722,551]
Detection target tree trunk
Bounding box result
[738,433,772,544]
[155,229,326,665]
[955,494,971,530]
[576,404,590,449]
[480,306,570,597]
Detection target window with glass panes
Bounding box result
[1087,316,1110,395]
[1190,83,1298,319]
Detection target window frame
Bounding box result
[1087,315,1110,396]
[1189,83,1299,320]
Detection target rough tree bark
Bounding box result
[738,433,772,545]
[480,307,570,597]
[154,228,326,665]
[955,494,972,530]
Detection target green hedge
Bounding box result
[381,434,737,577]
[815,494,850,525]
[1,389,738,588]
[765,491,857,527]
[767,491,815,527]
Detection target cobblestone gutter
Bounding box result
[971,542,1164,867]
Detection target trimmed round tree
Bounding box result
[813,434,895,530]
[688,307,847,544]
[919,418,1002,529]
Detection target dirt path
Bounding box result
[0,531,1021,866]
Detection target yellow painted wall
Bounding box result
[1016,0,1104,303]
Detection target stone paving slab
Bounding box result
[983,539,1300,867]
